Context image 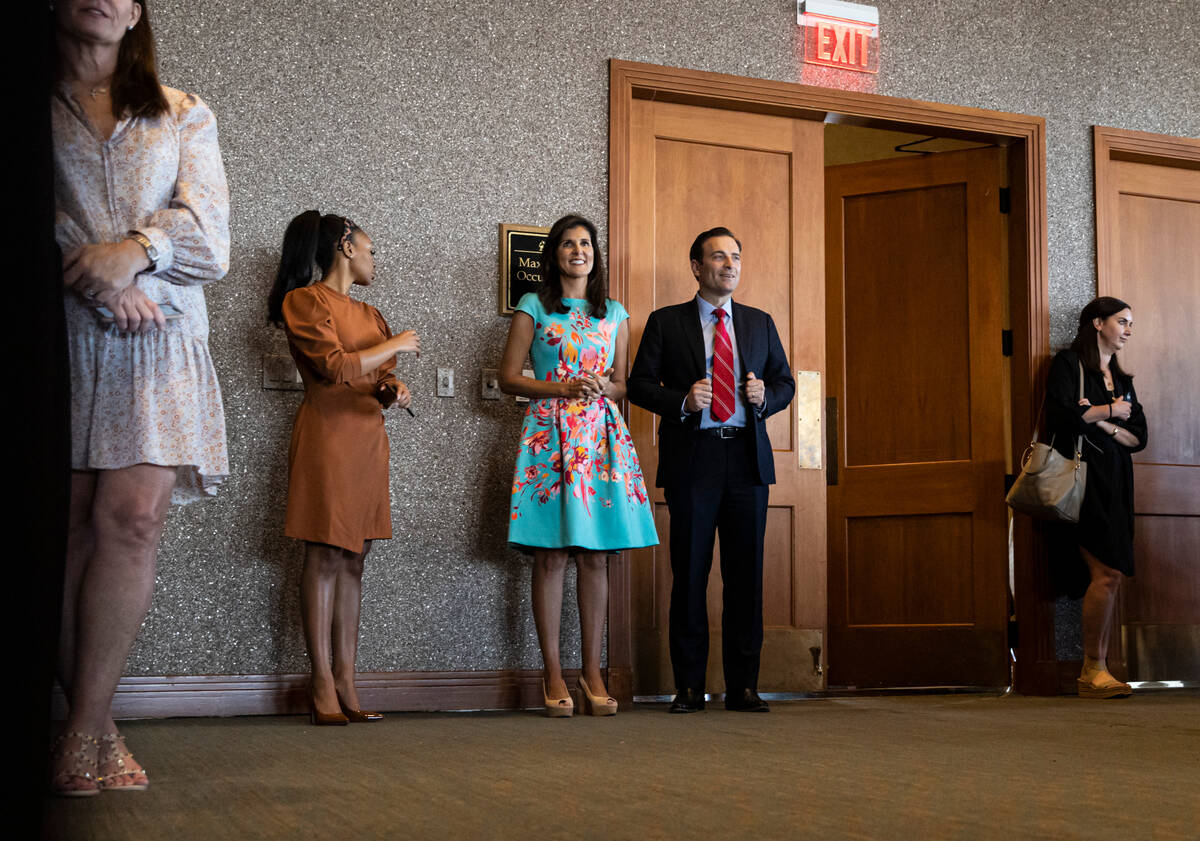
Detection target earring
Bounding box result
[127,25,134,30]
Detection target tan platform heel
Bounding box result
[578,675,618,716]
[542,679,575,718]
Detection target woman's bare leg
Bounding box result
[301,541,344,715]
[532,549,569,699]
[55,464,175,787]
[332,540,370,709]
[1080,546,1127,688]
[576,551,610,697]
[53,472,101,792]
[56,471,98,705]
[64,464,175,734]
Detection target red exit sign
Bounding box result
[799,0,879,74]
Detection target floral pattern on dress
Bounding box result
[53,85,230,504]
[508,295,657,553]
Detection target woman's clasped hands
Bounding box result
[563,368,612,401]
[63,241,164,331]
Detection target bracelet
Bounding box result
[1107,404,1112,419]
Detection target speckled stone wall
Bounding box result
[128,1,1199,676]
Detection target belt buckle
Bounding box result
[718,426,737,439]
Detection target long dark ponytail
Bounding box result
[1069,295,1133,381]
[268,210,359,327]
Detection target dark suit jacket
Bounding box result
[628,298,795,488]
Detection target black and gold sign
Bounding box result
[499,223,549,315]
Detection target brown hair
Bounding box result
[537,214,608,319]
[54,1,169,119]
[1069,296,1134,380]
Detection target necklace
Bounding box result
[88,86,109,100]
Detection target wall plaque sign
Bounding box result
[798,0,879,74]
[499,223,549,316]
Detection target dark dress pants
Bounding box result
[664,433,768,694]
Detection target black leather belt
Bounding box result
[701,426,745,439]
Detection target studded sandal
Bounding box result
[97,733,149,791]
[49,731,100,797]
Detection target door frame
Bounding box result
[1094,125,1200,292]
[607,59,1055,697]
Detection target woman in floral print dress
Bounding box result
[499,215,657,717]
[50,0,229,794]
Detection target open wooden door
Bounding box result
[623,98,826,695]
[825,147,1010,687]
[1094,127,1200,682]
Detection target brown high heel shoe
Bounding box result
[542,678,574,718]
[309,689,349,725]
[337,691,383,722]
[578,675,618,716]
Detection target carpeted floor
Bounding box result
[42,691,1200,841]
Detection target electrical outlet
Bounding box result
[437,367,455,397]
[481,368,502,400]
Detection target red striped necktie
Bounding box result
[711,308,735,422]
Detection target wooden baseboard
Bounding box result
[51,669,617,720]
[1015,659,1063,696]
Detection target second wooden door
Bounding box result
[824,148,1011,687]
[624,98,827,695]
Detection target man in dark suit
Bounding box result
[628,227,795,713]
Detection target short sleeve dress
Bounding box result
[53,86,231,504]
[1045,349,1148,584]
[508,293,659,553]
[282,284,399,553]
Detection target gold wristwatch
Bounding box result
[126,230,158,272]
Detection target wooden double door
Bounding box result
[622,96,1011,693]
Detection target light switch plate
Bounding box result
[481,368,501,400]
[437,367,455,397]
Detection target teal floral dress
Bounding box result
[508,293,658,553]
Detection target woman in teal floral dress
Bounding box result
[499,214,657,717]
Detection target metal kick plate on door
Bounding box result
[795,370,822,469]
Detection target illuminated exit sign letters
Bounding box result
[798,0,879,74]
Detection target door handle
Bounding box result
[826,396,838,486]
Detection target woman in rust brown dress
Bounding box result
[268,211,419,724]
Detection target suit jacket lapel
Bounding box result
[680,298,706,379]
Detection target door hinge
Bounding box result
[999,187,1011,214]
[1002,329,1013,357]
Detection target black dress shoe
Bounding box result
[725,688,769,712]
[669,688,706,713]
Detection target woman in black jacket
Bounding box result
[1045,297,1147,699]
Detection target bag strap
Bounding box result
[1026,358,1085,463]
[1073,360,1085,461]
